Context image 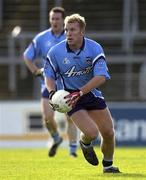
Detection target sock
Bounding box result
[91,137,99,146]
[102,159,113,169]
[69,142,77,154]
[52,132,61,143]
[81,140,92,148]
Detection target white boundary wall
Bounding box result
[0,100,67,135]
[0,101,41,135]
[0,101,146,147]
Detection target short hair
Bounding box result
[50,7,65,19]
[64,14,86,30]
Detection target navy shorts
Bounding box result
[67,92,107,117]
[41,87,49,98]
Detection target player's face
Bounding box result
[65,22,84,48]
[49,12,64,33]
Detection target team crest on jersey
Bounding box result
[63,58,70,64]
[86,57,92,65]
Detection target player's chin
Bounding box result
[67,39,73,44]
[52,25,58,30]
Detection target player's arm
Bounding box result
[65,57,110,107]
[44,51,58,99]
[80,75,106,94]
[80,54,110,94]
[45,77,56,98]
[44,58,61,111]
[65,75,106,107]
[23,40,43,77]
[23,57,43,77]
[45,76,56,92]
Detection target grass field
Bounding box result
[0,147,146,180]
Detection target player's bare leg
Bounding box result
[41,98,62,157]
[66,115,78,157]
[88,108,121,173]
[71,110,99,165]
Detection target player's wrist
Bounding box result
[79,90,83,97]
[49,90,56,100]
[33,68,44,77]
[33,69,38,76]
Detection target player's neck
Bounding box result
[52,28,64,36]
[69,39,83,51]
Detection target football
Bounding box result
[51,90,72,113]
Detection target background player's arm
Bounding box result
[24,57,43,76]
[23,38,43,76]
[24,57,38,74]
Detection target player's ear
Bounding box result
[81,28,85,35]
[80,31,84,36]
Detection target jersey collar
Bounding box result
[66,38,85,55]
[51,29,65,38]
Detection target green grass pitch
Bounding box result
[0,147,146,180]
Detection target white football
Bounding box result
[51,90,72,113]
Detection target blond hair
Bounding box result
[64,14,86,30]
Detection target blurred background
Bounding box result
[0,0,146,148]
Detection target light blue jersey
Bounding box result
[23,28,65,93]
[44,38,110,98]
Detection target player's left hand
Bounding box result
[34,68,44,79]
[64,90,83,107]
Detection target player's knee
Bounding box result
[102,129,115,140]
[86,129,98,140]
[80,131,97,142]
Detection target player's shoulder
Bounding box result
[34,28,51,41]
[85,37,104,53]
[50,39,66,52]
[85,37,102,47]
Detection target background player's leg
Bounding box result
[66,115,78,157]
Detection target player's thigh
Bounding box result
[41,98,54,118]
[88,107,114,136]
[71,110,98,138]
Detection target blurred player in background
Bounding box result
[23,7,78,157]
[44,14,120,173]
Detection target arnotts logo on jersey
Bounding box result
[64,65,92,77]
